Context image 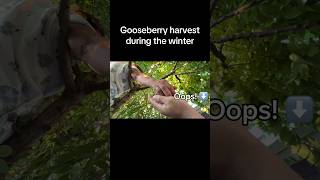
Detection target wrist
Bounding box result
[179,102,204,119]
[181,111,204,119]
[148,79,158,89]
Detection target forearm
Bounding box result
[211,119,302,180]
[132,72,157,88]
[180,108,205,119]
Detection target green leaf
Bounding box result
[0,145,12,158]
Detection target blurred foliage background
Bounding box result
[112,61,211,119]
[71,0,110,37]
[7,92,109,180]
[211,0,320,166]
[5,0,110,179]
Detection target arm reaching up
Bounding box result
[149,95,204,119]
[131,67,175,96]
[211,119,303,180]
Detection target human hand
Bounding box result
[148,95,204,119]
[152,79,176,96]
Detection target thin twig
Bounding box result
[213,21,320,43]
[210,40,228,68]
[173,70,203,76]
[161,62,180,79]
[173,61,178,70]
[211,0,265,28]
[175,75,181,83]
[228,62,251,67]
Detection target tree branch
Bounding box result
[210,40,228,68]
[160,61,179,79]
[213,21,320,43]
[210,0,218,17]
[175,75,181,83]
[110,85,149,111]
[173,61,178,70]
[58,0,76,94]
[228,62,252,68]
[211,0,264,28]
[172,70,203,76]
[5,94,81,164]
[111,62,185,110]
[4,80,106,164]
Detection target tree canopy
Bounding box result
[211,0,320,166]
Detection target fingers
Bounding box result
[160,86,172,96]
[150,95,171,104]
[154,86,165,96]
[162,81,175,96]
[154,80,176,96]
[148,96,165,112]
[156,91,165,96]
[149,95,174,116]
[168,85,176,95]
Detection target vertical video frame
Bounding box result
[110,61,210,119]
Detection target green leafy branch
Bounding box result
[213,21,320,44]
[210,0,320,69]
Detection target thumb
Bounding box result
[148,96,163,111]
[148,95,170,111]
[150,95,171,104]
